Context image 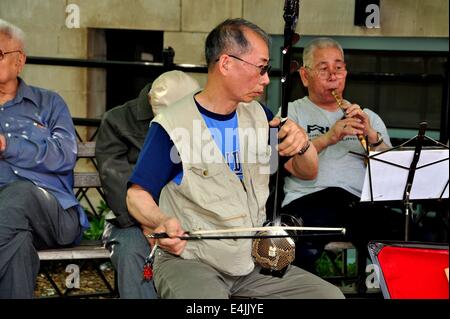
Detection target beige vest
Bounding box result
[153,93,271,275]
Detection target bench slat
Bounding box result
[38,245,110,260]
[77,141,96,158]
[74,172,102,188]
[324,241,355,253]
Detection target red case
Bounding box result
[368,241,449,299]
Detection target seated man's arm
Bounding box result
[125,122,186,255]
[126,184,168,230]
[314,103,391,153]
[127,184,186,256]
[269,117,318,180]
[1,93,77,172]
[127,179,186,255]
[96,111,136,226]
[363,110,392,151]
[284,142,318,180]
[262,104,318,180]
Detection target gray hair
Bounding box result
[302,37,343,68]
[205,18,271,68]
[0,19,26,50]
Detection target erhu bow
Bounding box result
[148,226,346,240]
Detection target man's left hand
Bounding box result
[269,118,309,157]
[342,104,380,143]
[343,103,376,135]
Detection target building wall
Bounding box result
[1,0,447,208]
[1,0,448,119]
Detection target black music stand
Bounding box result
[358,122,449,241]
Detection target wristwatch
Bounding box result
[370,132,383,147]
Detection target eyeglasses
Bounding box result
[306,63,347,79]
[0,49,22,61]
[227,54,271,76]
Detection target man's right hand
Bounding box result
[0,134,6,154]
[150,217,187,256]
[326,118,365,145]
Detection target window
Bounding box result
[289,49,448,142]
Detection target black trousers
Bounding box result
[0,180,81,298]
[282,187,403,273]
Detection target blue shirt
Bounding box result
[200,103,242,180]
[129,98,273,202]
[0,78,89,233]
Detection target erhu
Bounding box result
[331,90,368,152]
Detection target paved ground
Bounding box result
[34,262,382,299]
[34,261,116,298]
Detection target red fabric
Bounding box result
[378,246,449,299]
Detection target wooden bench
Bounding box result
[323,241,371,296]
[36,141,117,298]
[74,141,106,218]
[38,241,110,261]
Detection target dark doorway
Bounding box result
[105,29,164,109]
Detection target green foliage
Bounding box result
[316,251,357,278]
[316,252,337,277]
[97,200,111,215]
[82,200,111,240]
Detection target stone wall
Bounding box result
[1,0,448,119]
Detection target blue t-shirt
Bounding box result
[129,98,273,201]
